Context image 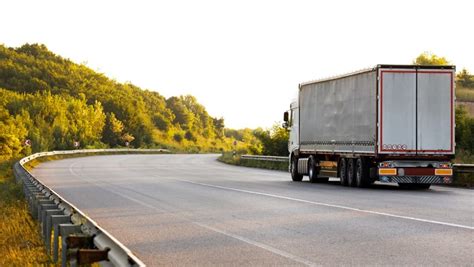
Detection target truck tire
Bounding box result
[339,158,348,186]
[308,156,319,183]
[291,156,303,182]
[355,158,369,188]
[347,158,356,187]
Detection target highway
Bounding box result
[31,154,473,266]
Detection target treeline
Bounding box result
[455,69,474,160]
[0,43,266,161]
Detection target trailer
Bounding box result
[283,65,455,189]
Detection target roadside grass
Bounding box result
[453,150,474,187]
[0,160,50,265]
[456,87,474,102]
[218,152,288,171]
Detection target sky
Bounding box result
[1,0,473,129]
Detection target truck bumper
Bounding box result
[378,175,452,184]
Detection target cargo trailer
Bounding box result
[283,65,455,189]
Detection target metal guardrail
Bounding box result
[240,155,474,174]
[240,155,288,162]
[14,149,169,266]
[454,163,474,174]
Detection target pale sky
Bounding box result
[2,0,473,129]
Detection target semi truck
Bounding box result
[283,65,455,189]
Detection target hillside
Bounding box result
[0,44,261,160]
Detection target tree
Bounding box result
[102,112,124,147]
[0,43,253,156]
[254,123,289,156]
[166,96,194,130]
[213,117,225,138]
[413,52,450,65]
[455,106,474,154]
[457,68,474,89]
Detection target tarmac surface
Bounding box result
[32,154,474,266]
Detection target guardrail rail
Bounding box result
[14,149,168,266]
[240,155,288,162]
[453,163,474,174]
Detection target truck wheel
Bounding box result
[355,158,369,188]
[291,156,303,182]
[339,158,348,186]
[347,158,356,187]
[308,156,318,183]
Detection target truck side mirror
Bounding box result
[283,111,289,122]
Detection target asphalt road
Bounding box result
[32,154,473,266]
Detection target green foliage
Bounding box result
[457,68,474,89]
[218,152,288,171]
[456,88,474,102]
[0,88,106,155]
[254,123,289,156]
[173,132,184,143]
[102,112,124,147]
[0,43,261,159]
[413,52,450,65]
[455,106,474,156]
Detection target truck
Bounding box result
[283,65,455,189]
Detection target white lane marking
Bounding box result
[180,180,474,231]
[67,162,315,266]
[193,222,315,266]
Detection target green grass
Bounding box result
[0,160,50,265]
[456,87,474,102]
[453,150,474,188]
[218,153,288,171]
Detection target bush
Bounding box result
[173,132,183,143]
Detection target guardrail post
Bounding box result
[65,234,111,266]
[33,199,55,219]
[50,217,72,262]
[69,248,110,266]
[60,224,82,267]
[38,203,58,228]
[42,209,64,251]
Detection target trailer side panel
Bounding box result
[299,70,377,154]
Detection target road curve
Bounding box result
[32,154,473,266]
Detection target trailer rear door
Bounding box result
[417,69,454,154]
[378,67,454,155]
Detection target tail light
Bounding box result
[435,169,453,176]
[378,168,397,176]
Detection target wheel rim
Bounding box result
[291,159,296,174]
